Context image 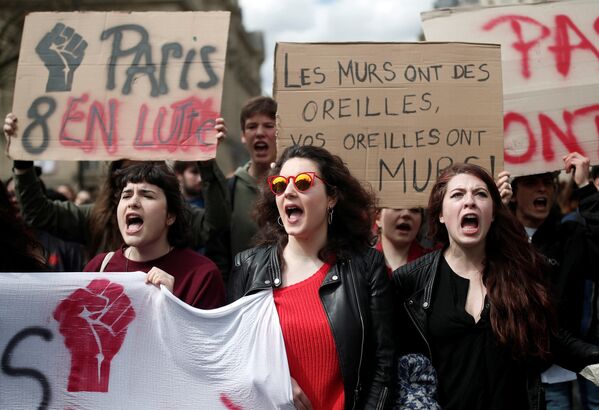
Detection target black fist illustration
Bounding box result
[35,23,88,92]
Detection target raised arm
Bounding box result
[5,113,93,244]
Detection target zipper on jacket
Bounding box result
[375,386,388,410]
[347,259,365,409]
[404,299,433,359]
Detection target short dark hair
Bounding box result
[89,160,142,255]
[591,165,599,180]
[172,161,198,175]
[240,96,277,130]
[254,145,376,261]
[114,162,192,248]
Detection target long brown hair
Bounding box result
[428,163,555,360]
[253,145,376,261]
[88,160,128,255]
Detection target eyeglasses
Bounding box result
[268,172,327,196]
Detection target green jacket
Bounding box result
[229,161,259,259]
[14,160,230,259]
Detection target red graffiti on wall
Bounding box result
[53,279,136,392]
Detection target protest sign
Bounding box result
[0,272,293,409]
[422,0,599,176]
[274,42,503,207]
[8,11,229,161]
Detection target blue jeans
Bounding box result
[544,381,572,410]
[579,374,599,410]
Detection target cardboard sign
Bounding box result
[274,42,504,207]
[9,12,230,161]
[422,0,599,176]
[0,272,294,409]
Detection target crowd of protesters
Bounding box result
[3,94,599,409]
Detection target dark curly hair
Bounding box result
[428,163,555,360]
[114,162,192,249]
[253,145,376,262]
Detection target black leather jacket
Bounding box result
[393,249,599,410]
[228,245,395,410]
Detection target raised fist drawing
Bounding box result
[35,22,88,92]
[53,279,136,392]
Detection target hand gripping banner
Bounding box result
[0,272,293,409]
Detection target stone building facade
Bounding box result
[0,0,263,190]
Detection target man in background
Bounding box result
[207,97,277,279]
[173,161,204,209]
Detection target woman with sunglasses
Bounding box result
[228,145,394,410]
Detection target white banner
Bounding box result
[0,272,293,409]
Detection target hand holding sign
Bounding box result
[53,279,135,392]
[495,171,513,206]
[563,152,591,188]
[35,23,88,92]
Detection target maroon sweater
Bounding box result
[85,247,225,309]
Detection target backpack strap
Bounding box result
[99,251,115,272]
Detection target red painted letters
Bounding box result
[483,14,599,78]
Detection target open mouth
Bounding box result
[533,197,548,209]
[254,141,269,154]
[285,205,303,223]
[461,214,479,234]
[126,214,144,234]
[396,222,412,232]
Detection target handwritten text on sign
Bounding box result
[10,12,230,161]
[423,0,599,176]
[274,42,504,208]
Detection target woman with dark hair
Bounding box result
[84,162,225,310]
[228,145,394,410]
[3,113,230,265]
[393,163,599,409]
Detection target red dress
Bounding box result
[273,262,344,410]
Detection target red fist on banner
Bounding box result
[53,279,136,392]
